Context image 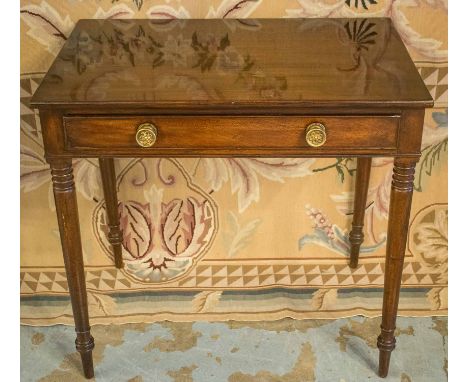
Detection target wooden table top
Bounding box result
[31,18,432,111]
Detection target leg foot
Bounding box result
[349,157,372,268]
[76,331,95,379]
[99,158,123,269]
[377,327,396,377]
[378,351,391,378]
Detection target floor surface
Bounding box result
[20,316,447,382]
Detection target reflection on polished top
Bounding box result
[31,18,432,109]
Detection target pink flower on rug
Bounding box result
[115,186,215,282]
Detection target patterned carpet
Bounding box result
[21,316,447,382]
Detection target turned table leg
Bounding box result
[349,157,372,268]
[377,158,416,378]
[50,159,95,379]
[99,158,123,269]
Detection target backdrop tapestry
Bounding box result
[20,0,448,325]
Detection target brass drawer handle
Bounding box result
[305,123,327,147]
[136,123,158,147]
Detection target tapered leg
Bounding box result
[349,157,372,268]
[99,158,123,269]
[377,158,416,378]
[50,159,95,379]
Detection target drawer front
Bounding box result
[63,115,400,156]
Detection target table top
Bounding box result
[31,18,432,111]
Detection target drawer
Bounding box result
[62,115,400,156]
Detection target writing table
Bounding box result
[30,18,433,379]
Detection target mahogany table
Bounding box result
[30,18,433,379]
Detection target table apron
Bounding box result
[59,114,403,157]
